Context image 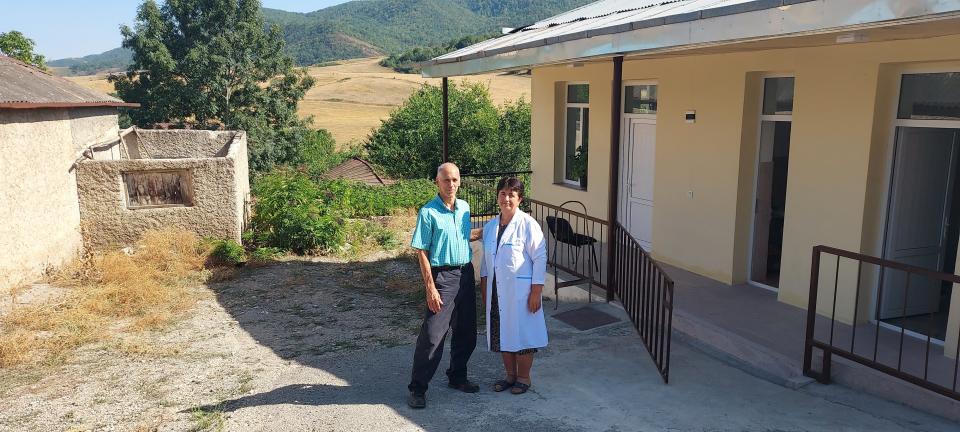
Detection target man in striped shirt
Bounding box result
[407,162,482,409]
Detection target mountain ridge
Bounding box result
[50,0,593,75]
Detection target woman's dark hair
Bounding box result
[496,177,525,199]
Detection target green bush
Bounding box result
[365,82,530,180]
[321,179,436,218]
[248,168,435,254]
[251,247,283,261]
[250,169,345,254]
[208,239,246,265]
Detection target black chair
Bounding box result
[544,201,599,308]
[545,216,599,272]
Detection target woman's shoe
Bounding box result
[510,382,530,394]
[492,379,515,392]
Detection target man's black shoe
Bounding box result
[448,380,480,393]
[407,392,426,409]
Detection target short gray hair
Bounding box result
[436,162,459,178]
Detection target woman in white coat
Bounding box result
[480,177,547,395]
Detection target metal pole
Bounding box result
[442,77,449,163]
[605,56,624,302]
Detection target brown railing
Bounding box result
[460,172,672,383]
[613,222,674,383]
[804,245,960,401]
[527,198,609,295]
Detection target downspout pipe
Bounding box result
[605,56,624,302]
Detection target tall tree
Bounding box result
[0,31,46,69]
[111,0,316,172]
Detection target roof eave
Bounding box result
[421,0,960,78]
[0,102,141,109]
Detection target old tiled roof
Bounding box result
[0,55,139,109]
[323,158,396,186]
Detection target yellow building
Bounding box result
[424,0,960,417]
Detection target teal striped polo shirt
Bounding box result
[410,194,472,267]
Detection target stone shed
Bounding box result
[0,55,138,290]
[76,128,251,250]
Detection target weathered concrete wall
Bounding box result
[0,107,118,290]
[77,131,249,249]
[132,129,236,159]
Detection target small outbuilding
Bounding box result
[0,55,250,290]
[323,157,395,186]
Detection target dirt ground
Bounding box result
[0,251,427,432]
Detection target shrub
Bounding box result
[251,247,283,261]
[365,82,530,180]
[322,179,436,218]
[249,169,345,254]
[208,239,246,266]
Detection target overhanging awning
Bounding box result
[421,0,960,78]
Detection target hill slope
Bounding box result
[50,0,592,74]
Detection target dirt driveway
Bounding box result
[0,254,426,432]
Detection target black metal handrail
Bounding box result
[804,245,960,401]
[459,171,673,383]
[460,171,532,220]
[527,198,608,291]
[613,222,674,383]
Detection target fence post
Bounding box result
[803,246,822,379]
[605,56,624,302]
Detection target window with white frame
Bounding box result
[564,83,589,186]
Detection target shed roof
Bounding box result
[0,56,139,109]
[422,0,960,77]
[323,158,396,187]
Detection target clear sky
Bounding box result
[0,0,351,60]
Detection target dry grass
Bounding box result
[0,228,211,369]
[65,57,531,147]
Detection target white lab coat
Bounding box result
[480,210,548,352]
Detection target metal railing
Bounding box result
[526,198,609,293]
[804,245,960,401]
[613,222,674,383]
[460,171,532,223]
[460,170,672,383]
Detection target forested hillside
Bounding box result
[50,0,592,74]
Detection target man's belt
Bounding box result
[433,263,470,272]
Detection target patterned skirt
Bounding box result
[489,277,538,355]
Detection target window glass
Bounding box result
[898,72,960,120]
[762,77,795,115]
[564,107,589,184]
[624,85,657,114]
[567,84,589,104]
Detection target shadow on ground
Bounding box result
[188,258,960,432]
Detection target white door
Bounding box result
[881,127,960,319]
[620,116,656,251]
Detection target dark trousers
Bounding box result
[408,263,477,394]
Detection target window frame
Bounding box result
[563,82,590,187]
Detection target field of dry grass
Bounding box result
[0,229,210,369]
[65,57,531,147]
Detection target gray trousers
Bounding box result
[408,263,477,394]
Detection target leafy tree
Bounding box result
[365,82,530,179]
[111,0,316,173]
[0,31,46,69]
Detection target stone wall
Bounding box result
[126,129,237,159]
[77,131,249,250]
[0,107,119,290]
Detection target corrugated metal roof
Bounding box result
[323,158,396,186]
[0,55,138,109]
[423,0,960,77]
[433,0,760,63]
